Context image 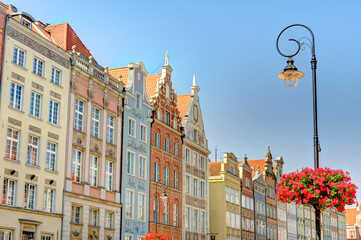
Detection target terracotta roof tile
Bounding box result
[45,23,96,62]
[209,161,222,176]
[145,73,161,101]
[177,94,191,120]
[247,159,266,177]
[109,67,129,86]
[345,208,361,226]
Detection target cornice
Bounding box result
[0,204,63,218]
[65,191,122,207]
[153,118,182,136]
[184,138,211,155]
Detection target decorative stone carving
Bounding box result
[50,91,61,100]
[48,132,59,140]
[31,81,43,91]
[73,131,85,147]
[88,82,94,99]
[106,144,116,159]
[71,72,78,92]
[29,125,41,134]
[12,72,25,82]
[8,117,21,127]
[104,90,109,107]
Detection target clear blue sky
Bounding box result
[11,0,361,199]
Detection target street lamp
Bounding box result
[276,24,321,240]
[153,178,169,233]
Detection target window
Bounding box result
[105,161,113,191]
[89,209,99,226]
[200,211,206,233]
[125,190,134,219]
[46,142,57,171]
[75,99,84,131]
[140,124,147,142]
[235,190,240,205]
[174,171,179,189]
[186,148,191,162]
[186,176,191,194]
[30,92,41,118]
[49,100,59,125]
[164,167,169,186]
[138,193,145,221]
[139,156,146,179]
[9,82,23,110]
[107,115,115,144]
[91,107,100,138]
[71,206,82,224]
[200,181,205,199]
[41,234,53,240]
[125,236,133,240]
[136,93,141,109]
[164,201,169,225]
[24,183,36,209]
[72,149,82,182]
[165,112,170,125]
[193,152,198,166]
[174,142,178,157]
[128,118,135,137]
[127,151,135,175]
[27,135,39,166]
[2,179,16,206]
[13,47,25,67]
[193,179,198,197]
[231,188,235,203]
[173,204,179,226]
[226,186,230,202]
[165,138,169,152]
[193,129,198,142]
[43,188,55,212]
[193,209,199,231]
[89,155,98,186]
[6,128,20,161]
[154,133,161,147]
[154,163,160,182]
[200,156,205,169]
[185,207,190,229]
[33,58,44,77]
[246,177,250,188]
[105,212,114,229]
[0,229,13,240]
[51,68,61,85]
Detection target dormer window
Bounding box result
[230,167,235,175]
[21,17,32,29]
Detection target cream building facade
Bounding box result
[0,11,71,240]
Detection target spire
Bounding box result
[256,164,260,174]
[193,74,197,86]
[244,154,248,163]
[165,51,169,65]
[264,146,273,175]
[191,74,200,97]
[265,145,272,162]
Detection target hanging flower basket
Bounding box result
[277,167,357,212]
[143,233,170,240]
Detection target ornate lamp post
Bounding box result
[276,24,321,240]
[153,179,169,233]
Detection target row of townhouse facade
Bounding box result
[209,147,347,240]
[0,3,211,240]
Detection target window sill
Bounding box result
[25,163,40,169]
[50,81,63,88]
[44,169,58,174]
[32,72,46,80]
[4,157,20,164]
[11,62,27,70]
[8,105,24,113]
[70,223,83,226]
[28,114,43,121]
[48,122,61,128]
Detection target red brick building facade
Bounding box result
[146,55,183,240]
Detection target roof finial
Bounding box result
[193,74,197,86]
[72,45,77,53]
[244,154,248,163]
[256,164,261,174]
[165,51,169,65]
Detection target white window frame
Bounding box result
[24,183,36,209]
[174,142,178,157]
[155,133,160,147]
[91,107,101,138]
[140,124,147,143]
[74,99,84,131]
[185,207,190,229]
[13,46,25,67]
[49,100,60,125]
[138,192,146,221]
[51,67,61,86]
[107,114,115,144]
[127,151,135,176]
[9,82,23,110]
[200,156,205,169]
[136,92,142,110]
[89,155,98,187]
[174,170,179,189]
[46,142,57,171]
[71,205,82,224]
[164,167,169,186]
[27,135,40,166]
[89,208,99,226]
[0,229,14,240]
[185,148,191,162]
[128,118,136,138]
[125,235,133,240]
[139,155,146,180]
[30,91,42,118]
[193,178,198,197]
[193,151,198,166]
[6,128,20,161]
[33,57,45,77]
[43,188,55,212]
[164,201,169,225]
[105,160,114,191]
[154,163,160,182]
[165,138,169,152]
[72,149,82,182]
[125,189,134,219]
[105,211,114,229]
[173,203,179,227]
[3,179,16,206]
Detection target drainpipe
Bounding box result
[119,88,126,240]
[0,12,22,106]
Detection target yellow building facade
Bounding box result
[209,153,241,240]
[0,13,70,240]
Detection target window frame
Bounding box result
[165,138,170,152]
[26,135,40,167]
[140,124,147,143]
[13,46,25,67]
[89,155,99,187]
[139,155,147,180]
[9,82,23,110]
[138,192,146,222]
[105,160,114,191]
[91,107,101,138]
[107,114,115,144]
[155,133,160,148]
[89,208,99,226]
[125,189,134,219]
[74,99,85,131]
[43,187,55,212]
[127,151,135,176]
[128,117,136,138]
[49,99,60,125]
[46,141,57,171]
[2,179,16,206]
[33,57,45,77]
[6,128,20,161]
[72,149,82,182]
[71,205,82,224]
[51,67,62,86]
[30,91,42,118]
